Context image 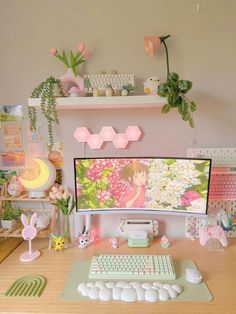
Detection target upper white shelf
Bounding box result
[28,95,166,110]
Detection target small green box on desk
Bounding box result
[128,238,150,247]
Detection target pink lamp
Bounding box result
[100,126,116,141]
[74,127,91,143]
[87,134,104,149]
[125,126,142,141]
[112,134,128,149]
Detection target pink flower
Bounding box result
[143,36,161,56]
[56,192,63,200]
[180,191,200,206]
[81,49,90,60]
[49,48,58,55]
[49,191,56,200]
[77,42,85,53]
[96,190,111,202]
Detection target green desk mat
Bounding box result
[61,259,212,302]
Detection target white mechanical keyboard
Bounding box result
[83,74,135,93]
[89,254,176,280]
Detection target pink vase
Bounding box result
[60,68,84,96]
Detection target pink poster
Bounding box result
[3,122,22,149]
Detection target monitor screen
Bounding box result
[74,157,211,215]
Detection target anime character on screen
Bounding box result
[120,161,148,208]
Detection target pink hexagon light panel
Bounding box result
[74,126,142,149]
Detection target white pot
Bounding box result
[1,219,16,229]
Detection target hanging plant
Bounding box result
[144,35,197,127]
[28,76,65,152]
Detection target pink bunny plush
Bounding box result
[20,213,41,262]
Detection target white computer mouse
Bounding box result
[185,267,202,284]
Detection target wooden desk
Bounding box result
[0,238,236,314]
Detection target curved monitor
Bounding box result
[74,157,211,216]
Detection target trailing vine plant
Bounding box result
[144,35,197,127]
[28,76,65,152]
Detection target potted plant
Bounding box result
[1,201,22,229]
[144,35,197,127]
[28,76,65,152]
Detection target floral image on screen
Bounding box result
[145,159,210,213]
[75,158,211,214]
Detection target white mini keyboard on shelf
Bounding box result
[89,254,176,281]
[83,74,135,94]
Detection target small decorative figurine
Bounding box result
[105,85,114,96]
[121,86,129,96]
[68,86,80,97]
[109,237,119,248]
[160,235,170,248]
[7,176,23,197]
[93,87,99,97]
[20,213,41,262]
[143,77,160,95]
[50,234,65,251]
[76,228,90,249]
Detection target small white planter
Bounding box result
[1,219,16,229]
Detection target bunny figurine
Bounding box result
[20,213,41,262]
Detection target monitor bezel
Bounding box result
[73,156,212,216]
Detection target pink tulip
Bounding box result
[77,42,85,54]
[143,36,161,56]
[49,48,58,55]
[63,191,70,200]
[52,186,59,193]
[81,49,90,60]
[49,192,56,200]
[56,192,63,200]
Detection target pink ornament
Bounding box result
[20,213,40,262]
[125,126,142,141]
[100,126,116,141]
[112,134,128,149]
[87,134,104,149]
[60,68,84,96]
[74,127,91,143]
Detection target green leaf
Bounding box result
[70,51,75,67]
[178,80,188,91]
[189,118,195,128]
[182,111,191,121]
[167,72,179,82]
[190,101,197,112]
[62,51,69,67]
[161,104,171,113]
[157,83,168,97]
[178,102,184,114]
[181,80,193,93]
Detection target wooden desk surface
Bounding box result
[0,238,236,314]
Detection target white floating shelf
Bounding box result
[28,95,166,110]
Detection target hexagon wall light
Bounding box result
[74,127,91,143]
[112,134,129,149]
[87,134,104,149]
[74,126,142,149]
[100,126,116,141]
[125,126,142,141]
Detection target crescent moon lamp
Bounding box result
[19,158,56,198]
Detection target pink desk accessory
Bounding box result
[20,213,41,262]
[200,225,228,247]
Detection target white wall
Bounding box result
[0,0,236,237]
